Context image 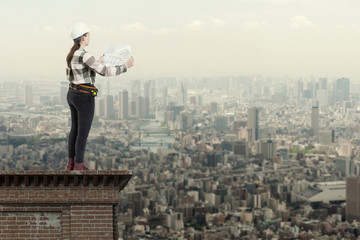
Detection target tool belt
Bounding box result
[69,83,98,97]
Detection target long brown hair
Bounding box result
[66,33,87,68]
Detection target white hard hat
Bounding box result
[70,22,90,40]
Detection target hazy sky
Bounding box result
[1,0,360,80]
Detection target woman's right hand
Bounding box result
[125,57,134,69]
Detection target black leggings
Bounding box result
[67,88,95,163]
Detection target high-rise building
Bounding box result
[162,87,168,106]
[95,98,105,117]
[136,96,144,119]
[311,106,319,136]
[335,156,354,177]
[189,96,196,105]
[144,97,150,118]
[24,84,33,107]
[60,81,68,107]
[256,140,276,159]
[118,90,129,120]
[210,102,218,114]
[233,141,249,158]
[197,95,203,106]
[131,80,141,98]
[104,95,114,118]
[180,111,192,131]
[144,81,151,99]
[319,78,327,90]
[346,177,360,222]
[179,82,187,107]
[215,116,228,130]
[334,77,350,102]
[317,90,328,107]
[248,107,259,141]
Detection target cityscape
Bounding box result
[1,75,360,239]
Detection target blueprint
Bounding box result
[102,45,132,67]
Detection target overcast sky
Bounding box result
[1,0,360,80]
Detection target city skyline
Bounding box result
[1,0,360,80]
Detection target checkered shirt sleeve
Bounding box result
[66,49,127,84]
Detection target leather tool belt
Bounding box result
[69,83,98,97]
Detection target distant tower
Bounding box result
[247,107,259,141]
[180,82,187,108]
[118,90,129,120]
[256,140,276,159]
[334,78,350,103]
[136,96,144,119]
[24,84,33,107]
[162,87,168,106]
[319,78,327,90]
[144,81,151,99]
[311,106,319,136]
[60,81,68,107]
[346,177,360,222]
[210,102,218,114]
[95,98,105,117]
[104,95,114,118]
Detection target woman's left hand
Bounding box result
[99,55,104,62]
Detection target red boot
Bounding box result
[66,158,75,171]
[74,163,95,171]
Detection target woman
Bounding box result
[65,22,134,170]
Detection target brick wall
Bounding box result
[0,171,132,240]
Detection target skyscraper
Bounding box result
[162,87,168,106]
[319,78,327,90]
[346,177,360,222]
[24,84,33,107]
[136,96,144,119]
[118,90,129,120]
[311,106,319,136]
[95,98,105,117]
[248,107,259,141]
[104,95,114,118]
[334,78,350,103]
[256,140,276,159]
[179,82,187,108]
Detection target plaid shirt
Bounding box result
[66,48,127,84]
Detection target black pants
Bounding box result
[67,88,95,163]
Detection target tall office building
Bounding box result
[144,81,151,99]
[118,90,129,120]
[311,106,319,136]
[144,97,150,118]
[197,95,203,106]
[60,81,68,107]
[346,177,360,222]
[334,78,350,102]
[24,84,33,107]
[135,96,144,119]
[256,140,276,159]
[104,95,114,118]
[215,116,228,130]
[131,80,141,98]
[335,156,354,177]
[179,82,187,107]
[180,111,192,131]
[317,90,328,107]
[210,102,218,113]
[95,98,105,117]
[162,87,168,106]
[150,82,156,105]
[247,107,259,141]
[319,78,327,90]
